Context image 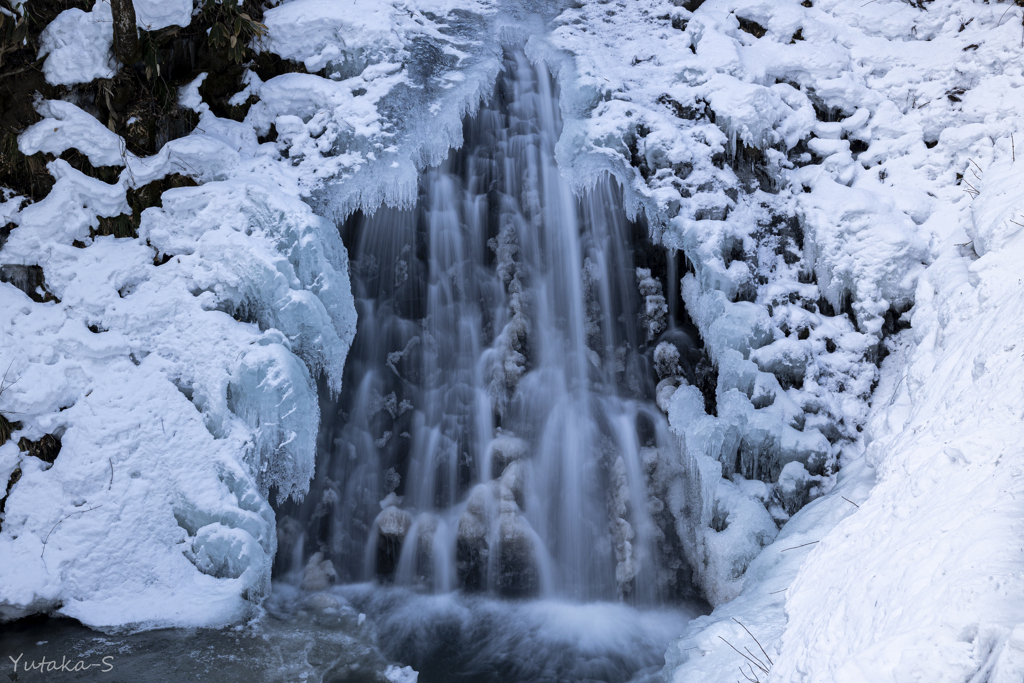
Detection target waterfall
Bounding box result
[282,47,696,607]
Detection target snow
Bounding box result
[20,100,127,168]
[132,0,193,31]
[769,145,1024,683]
[37,0,116,86]
[261,0,409,73]
[5,0,1024,673]
[549,0,1024,679]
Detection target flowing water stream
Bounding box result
[272,47,706,681]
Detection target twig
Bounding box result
[997,2,1017,26]
[768,588,788,595]
[842,496,860,508]
[1013,134,1016,163]
[0,360,17,397]
[781,540,819,552]
[719,636,770,675]
[968,158,983,174]
[745,646,770,671]
[108,458,114,490]
[734,618,773,667]
[889,372,906,405]
[739,664,761,683]
[1010,220,1024,228]
[41,505,103,558]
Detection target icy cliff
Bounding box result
[0,0,502,629]
[543,0,1024,680]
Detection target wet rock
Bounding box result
[301,551,337,591]
[457,484,491,544]
[498,459,525,512]
[496,514,539,598]
[654,341,683,379]
[457,485,492,590]
[300,592,362,631]
[376,505,412,538]
[488,432,527,478]
[374,505,412,577]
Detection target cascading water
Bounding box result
[275,47,705,682]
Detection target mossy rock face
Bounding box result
[1,0,92,199]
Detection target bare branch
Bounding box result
[734,618,774,667]
[780,540,819,552]
[41,505,103,558]
[719,636,770,675]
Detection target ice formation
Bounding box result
[1,0,1023,679]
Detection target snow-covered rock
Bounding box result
[38,0,116,86]
[0,18,363,631]
[132,0,192,31]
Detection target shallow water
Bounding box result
[1,585,702,683]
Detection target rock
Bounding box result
[498,459,525,512]
[488,432,528,478]
[654,341,683,379]
[496,514,539,598]
[457,484,491,543]
[374,506,412,578]
[376,505,412,538]
[301,551,337,591]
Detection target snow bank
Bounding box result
[766,147,1024,683]
[132,0,192,31]
[549,0,900,606]
[543,0,1024,679]
[0,98,356,627]
[0,15,368,629]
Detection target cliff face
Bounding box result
[0,0,359,629]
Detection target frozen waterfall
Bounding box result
[278,49,701,609]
